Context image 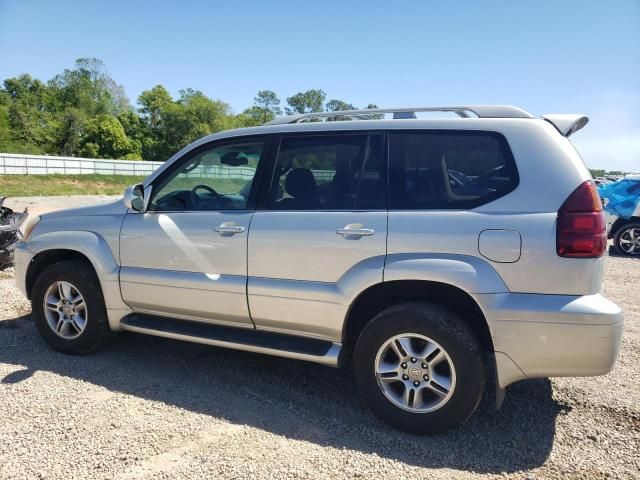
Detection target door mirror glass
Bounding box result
[123,184,145,211]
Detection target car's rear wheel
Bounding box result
[353,302,485,434]
[32,260,114,353]
[614,222,640,256]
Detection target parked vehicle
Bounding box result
[593,177,611,186]
[0,197,27,271]
[14,105,623,433]
[600,175,640,256]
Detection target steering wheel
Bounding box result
[190,184,220,208]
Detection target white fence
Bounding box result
[0,153,163,176]
[0,152,336,183]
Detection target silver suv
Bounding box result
[14,106,623,434]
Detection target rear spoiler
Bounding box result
[542,114,589,137]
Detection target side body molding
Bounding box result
[26,231,132,330]
[383,253,509,294]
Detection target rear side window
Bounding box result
[388,131,518,209]
[269,134,384,210]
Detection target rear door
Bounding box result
[119,136,270,327]
[247,132,387,341]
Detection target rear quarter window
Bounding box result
[388,130,518,209]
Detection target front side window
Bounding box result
[269,134,384,210]
[389,131,518,209]
[149,139,265,211]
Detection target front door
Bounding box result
[247,132,387,341]
[119,136,269,327]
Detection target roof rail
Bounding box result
[264,105,534,125]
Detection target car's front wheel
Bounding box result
[614,222,640,256]
[31,260,114,354]
[353,302,485,434]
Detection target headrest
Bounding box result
[285,168,317,199]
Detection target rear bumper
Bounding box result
[476,293,623,388]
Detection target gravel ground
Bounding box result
[0,197,638,479]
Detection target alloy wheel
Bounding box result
[374,333,456,413]
[43,281,87,340]
[619,227,640,255]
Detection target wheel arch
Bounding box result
[611,217,640,255]
[343,280,494,354]
[611,216,640,237]
[26,249,96,299]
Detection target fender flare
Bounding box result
[26,231,130,316]
[28,230,118,276]
[383,253,508,294]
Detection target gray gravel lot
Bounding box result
[0,197,638,479]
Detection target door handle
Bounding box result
[336,224,375,238]
[213,223,245,235]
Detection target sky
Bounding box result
[1,0,639,171]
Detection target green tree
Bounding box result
[138,85,173,130]
[0,91,13,152]
[1,59,134,157]
[117,109,146,150]
[48,58,127,116]
[79,142,99,158]
[81,114,140,159]
[180,88,232,135]
[286,89,326,115]
[240,106,269,127]
[249,90,282,123]
[324,99,357,121]
[0,57,381,162]
[325,99,356,112]
[137,85,175,160]
[57,108,86,156]
[3,74,55,152]
[136,86,236,161]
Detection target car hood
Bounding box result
[41,198,128,220]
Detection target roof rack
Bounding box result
[264,105,534,125]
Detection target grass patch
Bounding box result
[0,174,147,196]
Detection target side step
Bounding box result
[120,314,342,367]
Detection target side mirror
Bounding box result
[123,184,145,212]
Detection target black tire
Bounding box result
[353,302,485,434]
[613,222,640,256]
[31,260,114,354]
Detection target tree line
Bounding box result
[0,58,378,162]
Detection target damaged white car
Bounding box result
[0,197,28,271]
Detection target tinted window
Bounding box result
[389,131,518,209]
[269,134,384,210]
[149,140,265,211]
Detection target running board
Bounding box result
[120,314,342,367]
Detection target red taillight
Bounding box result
[556,181,607,258]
